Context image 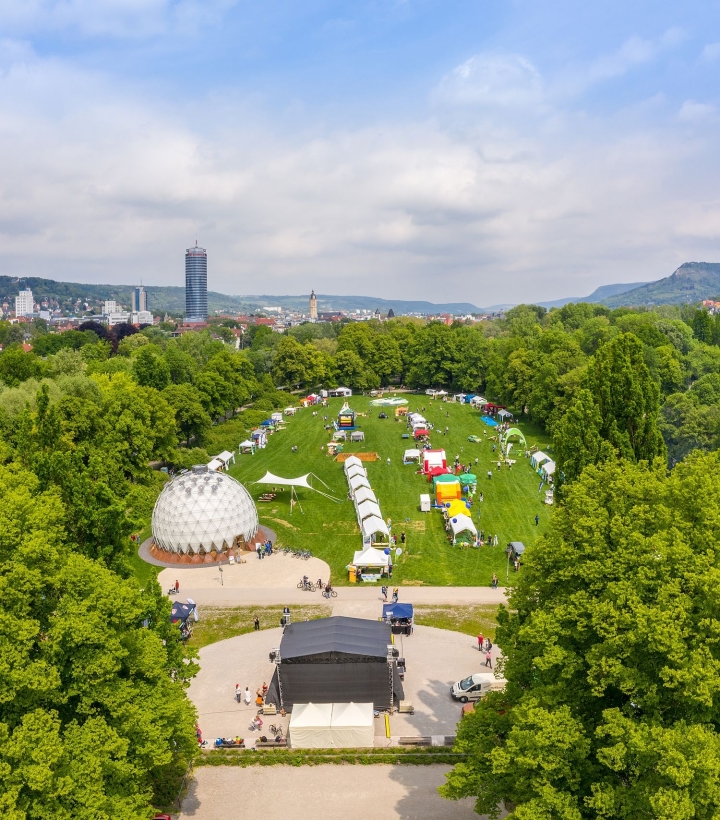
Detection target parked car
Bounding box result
[451,673,497,703]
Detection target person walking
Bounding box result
[387,457,391,466]
[174,579,179,593]
[235,683,241,702]
[491,573,498,589]
[244,687,252,706]
[392,587,399,603]
[485,650,492,669]
[381,585,388,601]
[477,633,484,652]
[253,616,260,631]
[400,531,406,545]
[535,514,540,526]
[256,544,262,560]
[487,470,492,480]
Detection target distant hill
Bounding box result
[0,276,483,316]
[601,263,720,308]
[538,281,649,309]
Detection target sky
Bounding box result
[0,1,719,307]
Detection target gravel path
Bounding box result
[180,765,484,820]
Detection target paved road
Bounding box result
[170,585,508,606]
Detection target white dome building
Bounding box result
[152,465,259,556]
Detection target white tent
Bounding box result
[216,450,235,467]
[329,703,374,748]
[361,515,390,543]
[288,702,334,749]
[343,456,363,473]
[348,473,371,494]
[207,458,224,471]
[497,409,513,419]
[531,451,551,469]
[352,546,390,567]
[330,386,353,397]
[356,499,382,523]
[350,431,365,442]
[271,412,283,423]
[284,407,297,415]
[450,514,477,543]
[239,439,255,454]
[253,471,340,502]
[434,390,448,397]
[346,464,367,481]
[403,448,421,464]
[470,396,487,407]
[542,460,556,478]
[353,486,377,507]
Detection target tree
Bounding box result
[334,349,367,389]
[691,309,713,343]
[163,383,212,444]
[442,454,720,819]
[553,388,611,482]
[406,323,461,388]
[131,346,171,391]
[0,347,46,387]
[272,336,311,387]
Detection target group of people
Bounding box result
[255,540,273,559]
[381,585,400,602]
[477,634,494,668]
[235,682,268,706]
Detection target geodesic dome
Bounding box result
[152,465,259,555]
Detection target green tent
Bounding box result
[433,473,459,485]
[459,474,477,485]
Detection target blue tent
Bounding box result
[260,419,274,427]
[382,603,414,621]
[464,394,476,403]
[170,601,195,625]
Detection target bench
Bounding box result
[254,739,288,749]
[398,737,432,746]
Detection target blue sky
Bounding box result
[0,0,719,306]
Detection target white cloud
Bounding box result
[433,53,543,108]
[678,100,718,122]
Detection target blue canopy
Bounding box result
[260,419,274,426]
[170,601,194,624]
[382,603,414,621]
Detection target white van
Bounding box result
[451,673,497,703]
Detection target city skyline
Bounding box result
[0,2,718,305]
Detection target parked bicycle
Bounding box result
[297,579,316,591]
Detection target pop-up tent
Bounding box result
[433,473,459,485]
[251,429,267,448]
[356,499,382,523]
[361,516,390,544]
[288,702,334,748]
[346,464,367,482]
[541,460,556,479]
[239,439,255,455]
[350,431,365,442]
[531,451,551,471]
[413,428,429,439]
[423,449,447,473]
[284,406,297,415]
[343,456,363,473]
[353,546,390,568]
[449,514,477,544]
[403,448,421,465]
[497,409,514,420]
[348,473,371,494]
[353,486,377,507]
[459,474,477,486]
[382,602,414,622]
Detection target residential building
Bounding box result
[185,242,208,322]
[15,288,34,317]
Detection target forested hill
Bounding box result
[601,262,720,307]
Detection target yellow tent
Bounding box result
[436,481,461,503]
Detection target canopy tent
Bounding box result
[436,481,461,503]
[423,449,447,473]
[370,397,408,406]
[356,499,382,523]
[427,466,450,479]
[170,601,195,625]
[329,386,353,397]
[508,541,526,558]
[207,458,224,471]
[382,603,414,622]
[288,702,334,749]
[497,408,514,419]
[361,515,390,543]
[216,450,235,467]
[353,486,377,507]
[352,546,390,568]
[541,460,556,478]
[284,406,297,415]
[271,412,283,423]
[531,451,551,470]
[333,431,347,441]
[348,474,371,494]
[343,456,363,473]
[449,514,477,543]
[413,428,429,439]
[328,702,374,748]
[239,439,255,454]
[501,428,527,455]
[434,390,449,397]
[433,473,459,485]
[345,464,367,481]
[403,448,422,464]
[470,396,487,407]
[350,431,365,442]
[454,393,466,402]
[458,473,477,485]
[251,429,267,448]
[253,471,341,505]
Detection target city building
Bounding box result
[131,310,153,325]
[103,300,118,314]
[185,242,208,323]
[132,285,148,313]
[15,288,34,318]
[309,290,318,320]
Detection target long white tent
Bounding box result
[348,473,371,494]
[343,456,363,473]
[345,464,367,482]
[450,514,477,543]
[361,515,390,543]
[353,486,377,507]
[356,499,382,523]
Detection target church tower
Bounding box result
[309,290,318,320]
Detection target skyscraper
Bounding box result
[132,285,148,312]
[309,290,318,320]
[185,242,208,323]
[15,288,34,317]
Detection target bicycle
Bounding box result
[297,580,317,592]
[322,588,338,598]
[268,724,282,736]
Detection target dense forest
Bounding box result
[2,300,720,816]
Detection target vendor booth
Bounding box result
[351,546,390,580]
[423,449,447,474]
[239,439,256,455]
[350,431,365,442]
[346,464,367,481]
[284,406,297,416]
[288,702,333,748]
[251,429,268,449]
[348,473,371,495]
[353,486,377,508]
[413,428,429,440]
[356,499,382,524]
[266,617,402,711]
[329,387,353,398]
[361,515,390,546]
[403,448,422,465]
[449,514,478,544]
[541,460,556,480]
[531,451,551,471]
[327,702,374,748]
[206,457,224,471]
[382,602,414,635]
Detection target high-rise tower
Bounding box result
[132,285,148,312]
[309,290,318,320]
[185,242,208,323]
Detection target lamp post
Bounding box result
[219,566,223,586]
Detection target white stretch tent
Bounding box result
[353,486,377,507]
[343,456,363,473]
[253,471,340,502]
[207,458,224,471]
[346,464,367,481]
[531,451,551,470]
[361,516,390,543]
[288,702,333,748]
[356,499,382,523]
[353,546,390,568]
[450,514,478,543]
[348,474,371,494]
[329,703,374,747]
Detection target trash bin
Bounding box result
[348,566,357,583]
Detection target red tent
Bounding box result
[413,428,429,439]
[427,466,450,482]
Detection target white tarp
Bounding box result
[531,451,550,469]
[345,464,367,481]
[348,474,371,493]
[343,456,363,473]
[353,486,377,507]
[356,499,382,523]
[216,450,234,465]
[403,448,421,461]
[353,546,390,567]
[450,514,477,541]
[288,702,334,749]
[329,703,374,748]
[239,439,255,449]
[361,515,390,540]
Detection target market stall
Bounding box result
[382,602,414,635]
[351,545,390,579]
[449,514,478,545]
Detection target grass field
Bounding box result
[228,394,553,586]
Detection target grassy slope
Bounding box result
[228,395,553,586]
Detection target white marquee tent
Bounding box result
[345,464,367,482]
[449,514,477,544]
[353,486,377,507]
[356,499,382,523]
[288,702,334,749]
[348,473,372,494]
[531,451,551,470]
[541,460,556,479]
[329,702,374,748]
[361,515,390,544]
[352,546,390,568]
[343,456,363,473]
[288,702,374,749]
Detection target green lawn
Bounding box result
[228,395,553,586]
[413,604,502,641]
